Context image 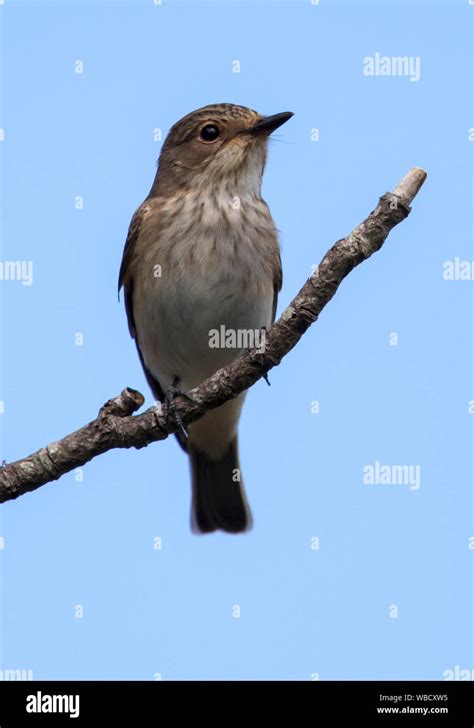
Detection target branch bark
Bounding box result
[0,167,427,503]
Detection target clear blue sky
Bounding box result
[0,0,472,680]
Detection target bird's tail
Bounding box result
[189,436,252,534]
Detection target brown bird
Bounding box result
[119,103,293,534]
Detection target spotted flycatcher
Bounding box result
[119,103,293,533]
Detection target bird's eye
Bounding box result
[200,124,220,142]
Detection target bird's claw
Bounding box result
[162,380,191,439]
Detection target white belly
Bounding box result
[133,235,275,393]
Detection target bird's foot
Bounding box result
[162,377,192,439]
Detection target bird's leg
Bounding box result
[162,376,192,439]
[262,326,271,387]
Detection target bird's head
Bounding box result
[151,103,293,196]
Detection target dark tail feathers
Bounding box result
[190,437,252,534]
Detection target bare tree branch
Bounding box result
[0,167,427,503]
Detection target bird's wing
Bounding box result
[118,203,167,404]
[272,251,283,323]
[118,203,149,337]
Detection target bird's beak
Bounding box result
[246,111,294,136]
